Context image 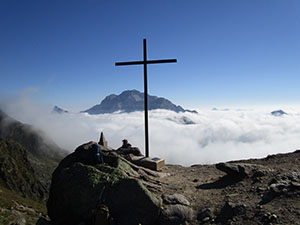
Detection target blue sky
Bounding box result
[1,0,300,111]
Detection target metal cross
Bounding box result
[115,39,177,158]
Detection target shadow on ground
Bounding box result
[196,175,243,190]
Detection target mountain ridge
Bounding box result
[82,90,197,114]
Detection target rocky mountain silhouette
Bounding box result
[52,106,68,114]
[167,116,196,125]
[271,109,287,116]
[82,90,196,114]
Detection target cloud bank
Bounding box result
[1,94,300,166]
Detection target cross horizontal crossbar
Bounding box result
[115,59,177,66]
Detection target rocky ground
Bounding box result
[0,185,47,225]
[42,141,300,225]
[158,150,300,225]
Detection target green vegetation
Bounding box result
[0,185,47,225]
[0,138,51,224]
[0,139,47,201]
[0,110,65,224]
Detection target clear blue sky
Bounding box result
[1,0,300,111]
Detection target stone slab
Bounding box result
[131,156,165,171]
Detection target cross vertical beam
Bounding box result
[143,39,149,157]
[115,39,177,158]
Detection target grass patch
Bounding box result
[0,184,47,224]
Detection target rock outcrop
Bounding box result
[162,193,190,206]
[116,139,143,159]
[216,162,272,179]
[98,132,108,148]
[47,141,163,225]
[260,171,300,204]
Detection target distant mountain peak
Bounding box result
[271,110,287,116]
[52,106,69,114]
[82,90,195,115]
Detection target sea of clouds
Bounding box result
[1,94,300,166]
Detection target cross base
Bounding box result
[130,156,165,171]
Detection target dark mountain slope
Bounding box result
[0,111,66,224]
[0,110,67,188]
[0,139,47,201]
[0,110,65,160]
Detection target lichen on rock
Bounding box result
[47,141,162,225]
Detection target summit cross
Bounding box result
[115,39,177,158]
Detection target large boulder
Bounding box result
[47,141,162,225]
[160,204,194,225]
[162,193,190,206]
[216,162,272,179]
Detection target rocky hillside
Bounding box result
[0,110,67,188]
[0,110,66,160]
[0,139,47,201]
[40,141,300,225]
[82,90,196,114]
[0,139,48,224]
[0,110,66,224]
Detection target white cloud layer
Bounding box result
[1,94,300,166]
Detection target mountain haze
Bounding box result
[82,90,196,114]
[0,110,65,160]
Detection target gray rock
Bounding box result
[262,212,278,223]
[197,208,212,221]
[216,163,243,178]
[98,132,108,148]
[162,193,190,206]
[282,171,300,182]
[260,172,300,204]
[216,163,271,179]
[36,217,52,225]
[216,201,246,223]
[160,204,194,225]
[116,139,143,157]
[47,141,162,225]
[10,209,26,225]
[291,182,300,189]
